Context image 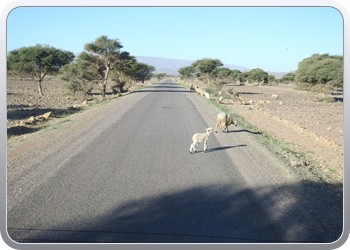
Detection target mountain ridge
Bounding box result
[135,55,291,78]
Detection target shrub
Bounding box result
[295,54,343,90]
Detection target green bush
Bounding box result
[295,53,343,90]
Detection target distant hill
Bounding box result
[135,55,292,78]
[267,70,296,78]
[135,56,193,76]
[136,56,251,76]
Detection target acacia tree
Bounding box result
[59,52,102,96]
[267,75,276,85]
[129,62,155,84]
[178,66,196,79]
[295,53,343,89]
[210,67,232,82]
[191,58,223,84]
[109,53,137,93]
[248,68,268,84]
[229,70,241,83]
[279,73,295,84]
[7,44,74,95]
[238,71,250,84]
[153,73,167,82]
[84,35,129,97]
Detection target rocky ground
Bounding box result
[7,78,137,136]
[7,77,343,193]
[185,80,343,192]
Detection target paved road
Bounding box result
[7,81,343,244]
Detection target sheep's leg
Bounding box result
[190,143,196,153]
[204,141,208,152]
[222,124,226,133]
[215,122,219,133]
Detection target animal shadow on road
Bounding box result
[192,145,246,153]
[229,129,262,135]
[208,145,246,152]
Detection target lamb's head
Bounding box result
[233,120,237,127]
[205,127,214,134]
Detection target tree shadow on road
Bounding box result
[8,181,343,244]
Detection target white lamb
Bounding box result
[215,112,237,133]
[189,127,214,153]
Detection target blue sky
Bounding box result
[7,6,343,72]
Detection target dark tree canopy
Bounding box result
[153,73,167,81]
[59,53,101,95]
[7,44,74,95]
[210,67,232,79]
[295,53,343,89]
[279,73,295,84]
[178,66,196,79]
[191,58,223,84]
[229,70,241,82]
[84,35,127,97]
[109,54,138,93]
[129,62,155,83]
[248,68,268,83]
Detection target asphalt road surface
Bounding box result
[7,81,343,244]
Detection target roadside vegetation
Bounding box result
[7,35,158,98]
[7,35,168,139]
[178,54,343,94]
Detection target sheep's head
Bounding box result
[234,120,237,127]
[206,127,214,133]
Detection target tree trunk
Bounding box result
[98,83,106,98]
[101,67,110,98]
[206,73,210,85]
[37,80,43,96]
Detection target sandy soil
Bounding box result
[7,78,343,190]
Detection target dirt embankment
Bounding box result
[7,78,343,191]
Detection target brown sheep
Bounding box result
[215,113,237,133]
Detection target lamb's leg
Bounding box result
[204,141,207,152]
[215,122,219,133]
[190,143,196,153]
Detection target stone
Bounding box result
[43,111,52,120]
[27,116,35,123]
